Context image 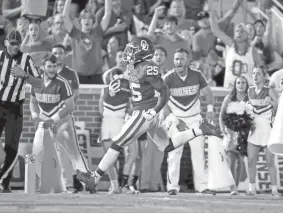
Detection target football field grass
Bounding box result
[0,191,283,213]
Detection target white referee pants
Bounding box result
[167,114,207,192]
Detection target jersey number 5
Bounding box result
[130,82,142,102]
[146,66,158,76]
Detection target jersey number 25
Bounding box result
[146,66,158,76]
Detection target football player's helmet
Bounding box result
[122,36,154,65]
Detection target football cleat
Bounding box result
[108,187,121,194]
[76,170,97,194]
[199,120,223,138]
[72,174,84,193]
[168,189,178,195]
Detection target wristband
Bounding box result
[51,113,61,123]
[31,112,38,120]
[207,104,214,112]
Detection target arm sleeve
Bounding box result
[26,56,40,77]
[60,79,73,100]
[198,71,208,89]
[71,71,80,90]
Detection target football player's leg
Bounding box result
[77,111,150,192]
[55,117,88,191]
[160,115,222,152]
[100,116,124,193]
[122,141,138,188]
[167,145,184,194]
[131,138,143,191]
[32,123,45,190]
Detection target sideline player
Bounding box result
[77,37,223,193]
[164,48,215,195]
[51,44,89,192]
[99,68,131,194]
[29,54,83,191]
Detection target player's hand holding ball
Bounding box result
[109,80,121,97]
[142,109,156,121]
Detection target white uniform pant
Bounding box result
[55,116,89,187]
[167,114,207,192]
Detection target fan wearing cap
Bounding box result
[0,29,42,193]
[63,0,112,84]
[192,0,243,61]
[209,9,264,89]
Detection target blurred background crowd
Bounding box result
[1,0,282,87]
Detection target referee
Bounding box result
[0,30,43,193]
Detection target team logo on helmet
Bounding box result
[122,37,153,64]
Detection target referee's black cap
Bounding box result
[6,30,22,45]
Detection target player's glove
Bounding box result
[109,80,121,97]
[142,109,156,121]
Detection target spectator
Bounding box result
[219,76,249,195]
[246,23,256,44]
[20,21,50,68]
[246,66,278,196]
[210,10,263,88]
[21,14,69,68]
[102,48,126,84]
[16,17,29,40]
[102,36,119,72]
[63,0,112,84]
[53,0,66,15]
[152,45,167,76]
[270,68,283,96]
[167,0,197,34]
[2,0,22,34]
[254,41,283,75]
[193,0,243,61]
[96,0,137,51]
[148,7,190,71]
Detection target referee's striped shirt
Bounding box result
[0,49,40,103]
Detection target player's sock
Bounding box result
[164,128,202,152]
[131,175,139,189]
[121,174,129,187]
[96,144,122,183]
[271,185,278,193]
[248,183,256,192]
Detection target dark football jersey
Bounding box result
[31,75,73,117]
[125,60,165,111]
[58,66,79,91]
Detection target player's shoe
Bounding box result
[76,170,97,194]
[129,185,140,194]
[168,189,178,195]
[108,187,121,194]
[0,184,12,193]
[121,185,135,194]
[199,120,223,138]
[246,190,256,196]
[272,191,281,197]
[73,174,84,193]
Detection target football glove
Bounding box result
[109,80,121,96]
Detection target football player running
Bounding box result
[77,37,223,193]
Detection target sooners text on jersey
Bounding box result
[164,68,208,117]
[32,75,72,117]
